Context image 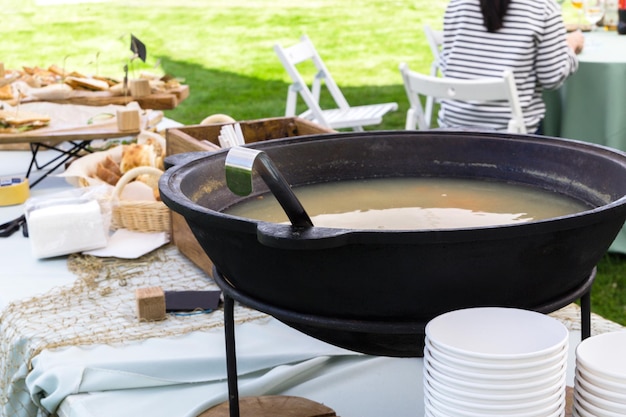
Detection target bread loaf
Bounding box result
[102,155,122,176]
[0,84,13,100]
[95,163,121,186]
[119,143,162,173]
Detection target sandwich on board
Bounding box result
[0,109,50,133]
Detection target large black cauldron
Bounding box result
[160,131,626,357]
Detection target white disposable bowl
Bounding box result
[575,379,626,414]
[425,337,568,374]
[576,363,626,394]
[424,398,454,417]
[575,390,624,417]
[424,347,567,383]
[424,386,565,417]
[425,366,566,403]
[425,377,565,411]
[573,397,595,417]
[575,371,626,404]
[572,398,598,417]
[425,307,569,361]
[424,363,564,395]
[576,331,626,383]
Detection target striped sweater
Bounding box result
[439,0,579,132]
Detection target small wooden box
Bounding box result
[135,286,166,321]
[165,117,334,276]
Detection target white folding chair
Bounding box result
[423,24,444,124]
[399,62,527,134]
[274,35,398,131]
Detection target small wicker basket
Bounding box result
[111,166,170,233]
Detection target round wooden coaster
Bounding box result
[198,395,337,417]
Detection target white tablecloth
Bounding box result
[0,141,616,417]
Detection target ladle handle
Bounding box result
[225,146,314,228]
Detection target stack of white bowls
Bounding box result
[574,331,626,417]
[423,307,569,417]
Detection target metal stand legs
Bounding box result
[224,295,241,417]
[581,289,591,340]
[221,280,594,417]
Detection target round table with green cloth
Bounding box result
[544,30,626,254]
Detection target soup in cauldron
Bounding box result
[224,177,589,230]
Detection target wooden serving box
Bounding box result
[165,117,334,276]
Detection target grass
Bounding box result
[2,0,625,325]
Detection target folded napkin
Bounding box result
[83,228,170,259]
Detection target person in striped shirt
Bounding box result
[439,0,585,133]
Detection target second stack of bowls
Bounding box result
[424,307,569,417]
[574,330,626,417]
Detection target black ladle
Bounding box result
[225,146,313,228]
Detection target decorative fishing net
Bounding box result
[0,244,267,417]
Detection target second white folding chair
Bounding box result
[274,35,398,131]
[399,62,527,134]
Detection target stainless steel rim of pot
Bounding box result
[224,146,314,228]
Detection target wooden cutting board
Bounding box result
[198,396,337,417]
[21,85,189,110]
[198,390,574,417]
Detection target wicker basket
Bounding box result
[111,166,170,232]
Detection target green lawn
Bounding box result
[3,0,625,325]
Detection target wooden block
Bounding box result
[135,286,166,321]
[117,108,140,132]
[130,78,151,97]
[198,396,337,417]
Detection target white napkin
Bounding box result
[83,229,170,259]
[28,199,108,259]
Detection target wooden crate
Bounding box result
[165,117,334,276]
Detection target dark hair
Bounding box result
[480,0,511,32]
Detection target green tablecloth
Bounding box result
[544,31,626,254]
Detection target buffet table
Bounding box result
[0,147,622,417]
[0,102,165,188]
[0,147,423,417]
[544,30,626,253]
